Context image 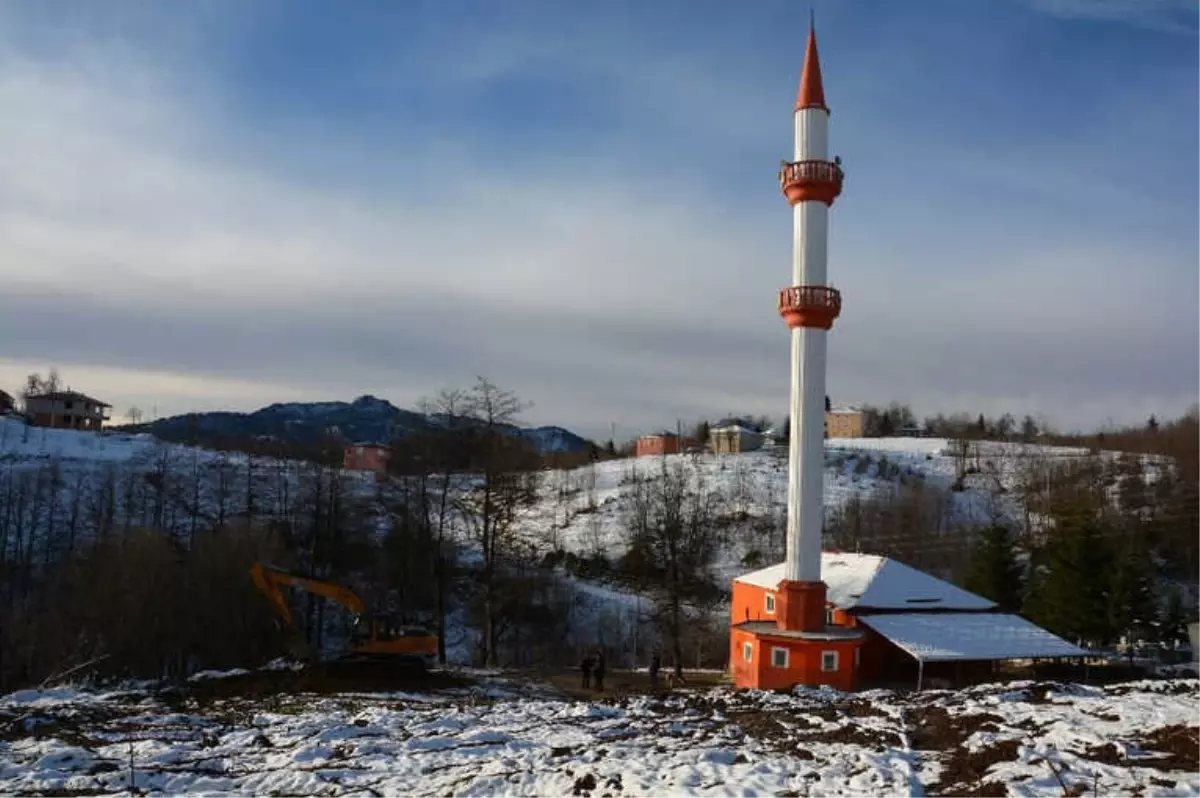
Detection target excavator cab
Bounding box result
[250,562,438,669]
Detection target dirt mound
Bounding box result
[1137,725,1200,772]
[182,663,471,702]
[927,739,1020,796]
[909,706,1017,796]
[908,706,1005,750]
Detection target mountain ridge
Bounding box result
[119,394,592,455]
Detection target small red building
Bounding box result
[636,432,683,457]
[343,442,392,472]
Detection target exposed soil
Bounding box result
[908,706,1005,750]
[1084,742,1125,765]
[1136,724,1200,772]
[793,723,903,749]
[838,698,889,718]
[908,705,1018,796]
[181,663,472,703]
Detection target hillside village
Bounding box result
[2,375,1196,682]
[2,1,1197,794]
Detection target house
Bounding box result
[636,432,683,457]
[25,391,111,430]
[343,442,392,472]
[710,419,764,454]
[730,552,1086,690]
[0,390,13,415]
[825,407,864,438]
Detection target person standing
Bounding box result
[593,648,607,693]
[649,653,661,688]
[580,653,593,689]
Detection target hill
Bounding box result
[118,394,592,455]
[2,416,1195,684]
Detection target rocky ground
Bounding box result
[1,670,1196,797]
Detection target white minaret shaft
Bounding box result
[784,102,830,584]
[776,20,841,594]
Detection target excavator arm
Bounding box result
[250,562,366,630]
[249,561,438,669]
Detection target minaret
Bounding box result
[775,21,842,633]
[727,19,861,692]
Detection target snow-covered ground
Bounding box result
[520,436,1122,579]
[0,676,1195,796]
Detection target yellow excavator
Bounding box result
[250,562,438,669]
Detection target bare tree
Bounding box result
[622,458,719,678]
[127,407,144,426]
[454,377,539,666]
[415,386,472,664]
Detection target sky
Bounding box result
[0,0,1196,441]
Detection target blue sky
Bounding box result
[0,0,1195,439]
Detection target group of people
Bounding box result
[579,650,679,692]
[579,649,607,691]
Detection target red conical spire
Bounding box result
[795,17,827,113]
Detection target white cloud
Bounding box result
[0,3,1194,440]
[1020,0,1198,32]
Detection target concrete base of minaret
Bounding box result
[729,579,863,692]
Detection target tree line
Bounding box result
[824,409,1199,652]
[0,376,741,690]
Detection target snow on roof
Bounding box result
[733,552,996,611]
[858,612,1088,662]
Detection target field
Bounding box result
[1,670,1196,797]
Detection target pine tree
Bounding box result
[962,524,1023,611]
[1107,535,1157,651]
[1023,506,1114,646]
[878,411,895,437]
[1159,588,1187,647]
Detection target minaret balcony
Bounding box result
[779,159,843,206]
[779,285,841,330]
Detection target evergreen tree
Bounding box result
[962,524,1023,611]
[1107,535,1157,649]
[604,439,617,456]
[1023,506,1114,646]
[1159,588,1187,647]
[1146,414,1159,433]
[878,411,895,437]
[1020,415,1038,441]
